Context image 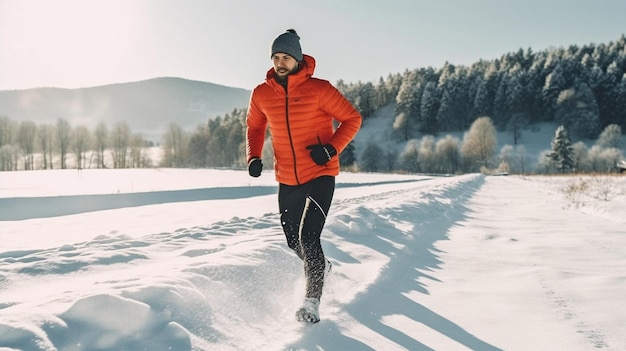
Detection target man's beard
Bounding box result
[275,65,299,82]
[275,72,288,83]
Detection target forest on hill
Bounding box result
[338,35,626,139]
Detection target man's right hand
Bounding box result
[248,158,263,177]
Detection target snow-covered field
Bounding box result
[1,168,625,351]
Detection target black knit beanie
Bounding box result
[270,29,303,62]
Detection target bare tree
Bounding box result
[38,124,55,169]
[161,123,187,167]
[56,119,72,169]
[596,124,622,149]
[0,117,17,171]
[0,116,15,147]
[72,126,91,170]
[461,116,497,172]
[0,145,18,171]
[587,145,624,173]
[435,135,461,174]
[399,139,420,173]
[18,121,37,170]
[513,145,529,174]
[110,122,131,168]
[94,122,109,168]
[128,134,150,168]
[418,135,437,173]
[571,141,589,173]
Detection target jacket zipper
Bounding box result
[284,91,300,185]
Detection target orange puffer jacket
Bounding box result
[246,54,362,186]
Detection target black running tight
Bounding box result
[278,176,335,300]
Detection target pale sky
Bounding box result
[0,0,624,91]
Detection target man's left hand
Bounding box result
[306,144,337,165]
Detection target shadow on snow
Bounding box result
[287,174,504,351]
[0,179,423,221]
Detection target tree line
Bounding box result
[542,123,623,174]
[3,110,620,175]
[0,117,153,171]
[336,35,626,174]
[337,35,626,141]
[1,35,624,174]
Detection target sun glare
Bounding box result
[1,0,146,89]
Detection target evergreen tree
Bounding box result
[616,75,626,129]
[392,112,412,141]
[188,124,210,167]
[492,73,509,128]
[452,68,471,130]
[353,82,377,119]
[374,77,389,109]
[527,56,548,122]
[436,86,455,131]
[542,61,568,119]
[507,67,530,119]
[395,70,422,137]
[383,73,403,107]
[506,112,529,145]
[339,141,357,169]
[358,142,384,172]
[420,81,439,134]
[472,78,490,118]
[549,125,574,173]
[382,149,398,172]
[555,82,600,138]
[436,62,461,131]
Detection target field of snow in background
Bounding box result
[1,168,625,350]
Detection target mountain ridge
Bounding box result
[0,77,251,142]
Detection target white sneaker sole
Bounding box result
[296,308,320,323]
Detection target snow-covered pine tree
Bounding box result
[549,125,574,173]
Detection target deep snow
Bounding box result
[1,168,625,350]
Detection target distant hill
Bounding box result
[0,77,251,142]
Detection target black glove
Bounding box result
[306,144,337,166]
[248,158,263,177]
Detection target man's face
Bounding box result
[272,53,299,80]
